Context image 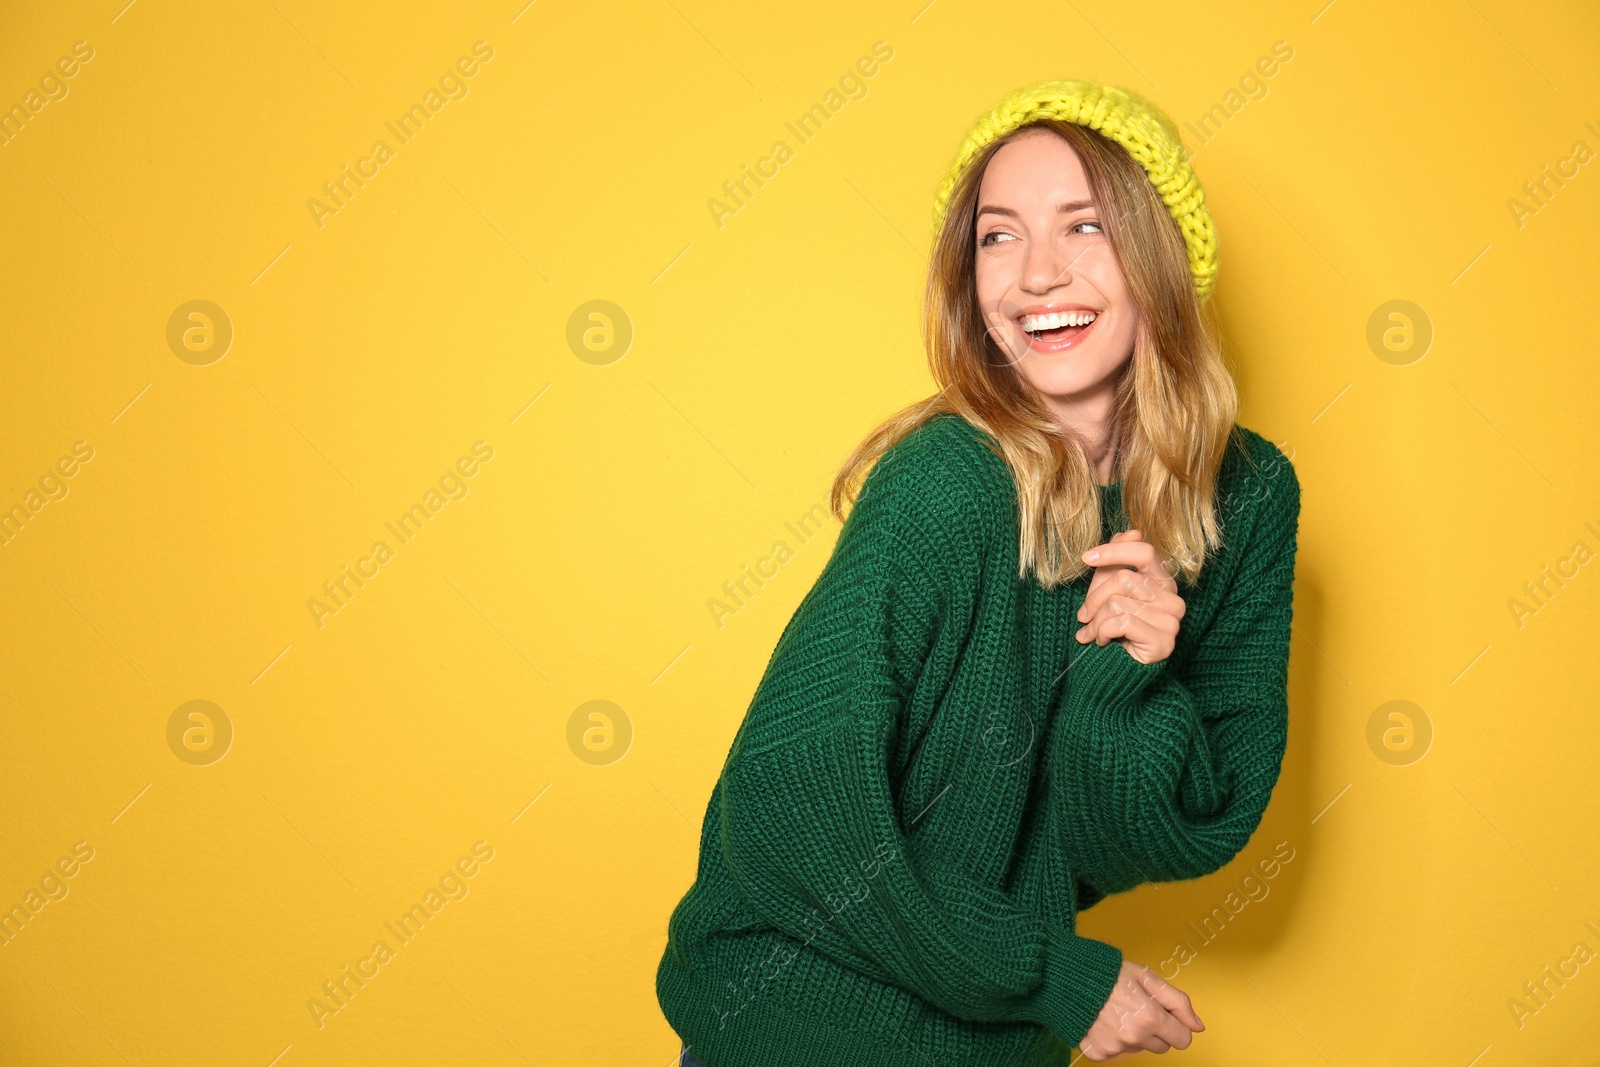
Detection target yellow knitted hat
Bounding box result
[932,79,1218,302]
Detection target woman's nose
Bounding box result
[1023,241,1073,292]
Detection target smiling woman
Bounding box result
[972,131,1147,460]
[658,80,1301,1067]
[912,99,1232,592]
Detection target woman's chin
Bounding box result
[1022,372,1114,404]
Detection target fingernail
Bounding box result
[1084,550,1099,562]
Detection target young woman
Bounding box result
[657,79,1303,1066]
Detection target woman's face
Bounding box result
[973,128,1140,412]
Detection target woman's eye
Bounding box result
[980,222,1099,246]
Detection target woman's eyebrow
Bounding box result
[976,199,1096,219]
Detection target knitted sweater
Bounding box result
[657,412,1301,1066]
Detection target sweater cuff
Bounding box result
[1064,637,1168,708]
[1022,925,1123,1046]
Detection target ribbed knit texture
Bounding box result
[657,412,1302,1066]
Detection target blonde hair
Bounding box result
[828,120,1240,589]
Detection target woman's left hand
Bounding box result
[1075,529,1185,665]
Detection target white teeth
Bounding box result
[1021,310,1097,332]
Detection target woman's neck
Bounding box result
[1087,427,1122,486]
[1041,389,1121,485]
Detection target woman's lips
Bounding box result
[1022,313,1098,353]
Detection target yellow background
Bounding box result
[2,0,1597,1063]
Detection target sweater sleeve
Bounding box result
[715,448,1124,1047]
[1054,451,1301,890]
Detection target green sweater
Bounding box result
[657,412,1302,1066]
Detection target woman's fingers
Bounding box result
[1076,588,1183,644]
[1140,1023,1189,1054]
[1080,960,1204,1059]
[1080,607,1160,655]
[1081,531,1158,620]
[1125,975,1199,1053]
[1076,531,1187,661]
[1137,967,1205,1033]
[1116,969,1198,1053]
[1077,531,1178,624]
[1080,528,1177,591]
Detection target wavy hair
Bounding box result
[827,119,1240,589]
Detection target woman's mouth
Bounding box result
[1019,309,1098,353]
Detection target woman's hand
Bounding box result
[1075,529,1185,665]
[1077,959,1204,1060]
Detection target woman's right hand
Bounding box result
[1077,959,1205,1060]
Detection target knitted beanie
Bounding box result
[932,79,1218,302]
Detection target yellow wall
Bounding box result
[2,0,1597,1062]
